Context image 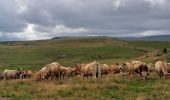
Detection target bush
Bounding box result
[162,48,168,54]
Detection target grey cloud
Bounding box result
[0,0,170,41]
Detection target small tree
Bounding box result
[162,48,168,54]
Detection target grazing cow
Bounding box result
[42,62,61,80]
[109,64,120,74]
[99,64,109,76]
[119,62,134,76]
[147,63,155,72]
[0,72,3,80]
[131,61,146,74]
[81,61,101,79]
[60,66,71,78]
[40,67,47,72]
[155,61,170,79]
[20,70,32,79]
[3,69,23,80]
[69,67,76,77]
[74,63,86,76]
[119,61,149,80]
[35,71,43,82]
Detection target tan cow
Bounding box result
[81,61,101,79]
[119,62,134,76]
[74,63,86,76]
[147,63,155,72]
[20,70,32,79]
[109,64,120,74]
[155,61,170,79]
[60,66,71,78]
[42,62,61,80]
[99,64,109,76]
[3,69,23,80]
[132,61,146,73]
[119,61,149,80]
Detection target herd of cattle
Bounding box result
[0,60,170,81]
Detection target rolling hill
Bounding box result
[121,35,170,41]
[0,37,170,100]
[0,37,169,71]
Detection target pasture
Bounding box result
[0,37,170,100]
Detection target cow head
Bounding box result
[139,65,149,80]
[16,68,24,77]
[118,63,126,72]
[41,70,49,80]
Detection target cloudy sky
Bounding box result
[0,0,170,41]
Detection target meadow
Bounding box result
[0,37,170,100]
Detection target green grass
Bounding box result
[130,41,170,49]
[0,37,149,70]
[0,75,169,100]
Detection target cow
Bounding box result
[42,62,61,80]
[74,63,86,77]
[69,67,76,77]
[109,63,120,74]
[131,61,146,74]
[119,61,149,80]
[20,70,32,79]
[119,62,134,77]
[40,67,47,72]
[81,61,101,79]
[35,71,43,82]
[3,69,23,80]
[99,64,109,76]
[155,61,170,79]
[60,66,70,78]
[147,63,155,72]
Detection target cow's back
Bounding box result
[132,61,145,70]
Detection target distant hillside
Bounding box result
[121,35,170,41]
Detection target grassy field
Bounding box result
[0,37,170,100]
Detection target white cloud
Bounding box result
[139,30,169,36]
[0,23,89,41]
[53,25,88,33]
[112,0,121,10]
[144,0,167,6]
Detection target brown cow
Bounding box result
[35,71,43,82]
[155,61,170,79]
